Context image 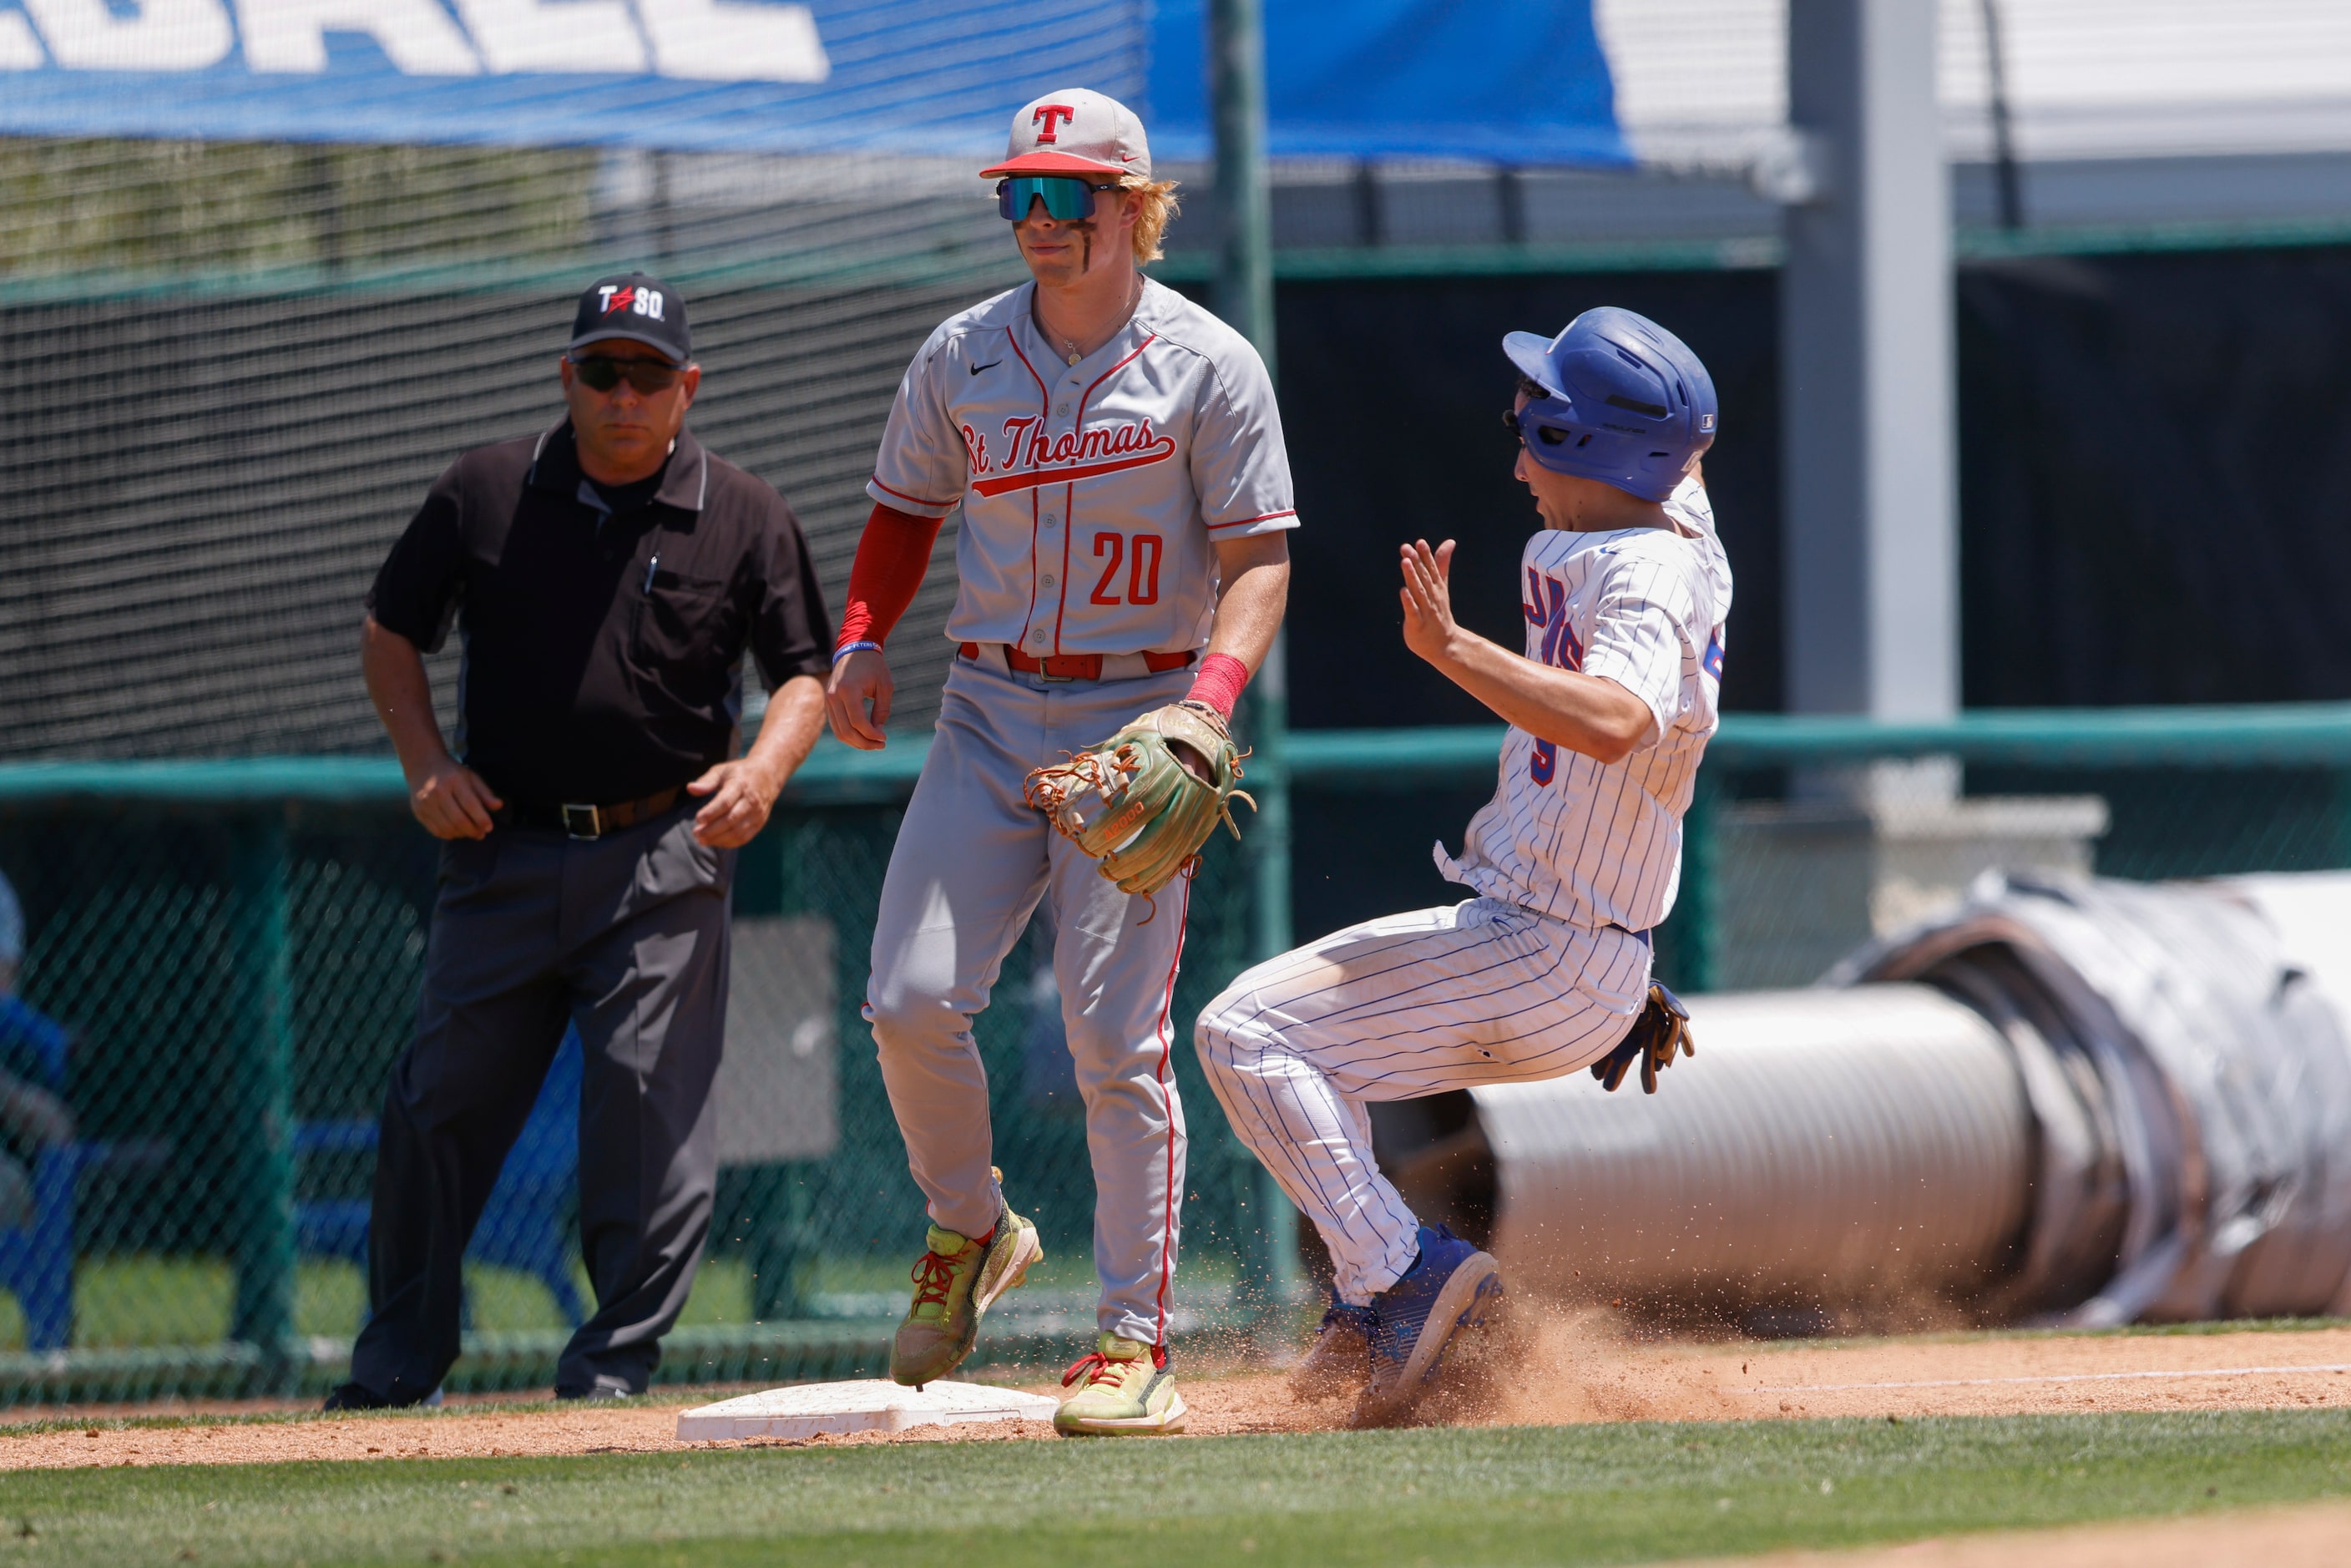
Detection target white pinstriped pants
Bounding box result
[1195,898,1651,1304]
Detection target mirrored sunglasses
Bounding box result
[569,354,685,394]
[996,175,1116,223]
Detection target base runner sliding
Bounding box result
[825,89,1294,1436]
[1196,307,1727,1428]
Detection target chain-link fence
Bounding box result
[1292,706,2351,1038]
[0,706,2344,1404]
[0,753,1261,1405]
[1,210,1024,758]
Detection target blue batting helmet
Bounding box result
[1503,306,1717,502]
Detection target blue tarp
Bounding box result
[0,1,1146,158]
[0,0,1621,166]
[1152,0,1627,166]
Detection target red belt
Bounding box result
[962,643,1196,681]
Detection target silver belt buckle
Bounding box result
[561,803,602,840]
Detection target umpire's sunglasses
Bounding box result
[997,175,1117,223]
[568,353,686,394]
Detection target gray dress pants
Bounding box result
[347,805,732,1402]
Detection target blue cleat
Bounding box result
[1288,1289,1377,1402]
[1350,1224,1504,1428]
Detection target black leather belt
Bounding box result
[498,787,684,840]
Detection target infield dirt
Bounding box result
[3,1316,2348,1469]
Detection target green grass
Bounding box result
[0,1254,2318,1354]
[0,1409,2346,1566]
[0,1257,765,1352]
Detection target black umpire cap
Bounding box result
[569,272,691,364]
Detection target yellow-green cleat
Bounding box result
[1053,1333,1187,1436]
[887,1181,1041,1388]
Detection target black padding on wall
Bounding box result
[1956,246,2351,706]
[1266,271,1784,728]
[1256,243,2351,732]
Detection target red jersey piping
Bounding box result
[1004,325,1052,650]
[1150,876,1192,1347]
[1052,480,1074,654]
[869,476,958,510]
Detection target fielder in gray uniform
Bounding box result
[825,89,1294,1436]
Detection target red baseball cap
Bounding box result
[981,89,1151,181]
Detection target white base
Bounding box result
[675,1378,1060,1442]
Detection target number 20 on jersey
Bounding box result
[1090,532,1163,605]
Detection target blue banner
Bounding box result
[1151,0,1627,166]
[0,0,1145,157]
[0,0,1621,166]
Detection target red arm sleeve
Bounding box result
[835,502,944,654]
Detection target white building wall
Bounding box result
[1595,0,2351,166]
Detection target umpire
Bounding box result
[331,273,832,1407]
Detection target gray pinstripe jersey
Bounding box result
[1437,476,1732,931]
[867,276,1297,658]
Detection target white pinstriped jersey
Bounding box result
[867,277,1297,657]
[1436,476,1731,932]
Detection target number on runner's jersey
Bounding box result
[1523,569,1582,787]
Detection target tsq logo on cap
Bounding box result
[981,88,1150,181]
[570,271,692,364]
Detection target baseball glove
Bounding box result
[1024,701,1255,903]
[1590,980,1696,1094]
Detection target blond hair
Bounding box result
[1119,175,1181,264]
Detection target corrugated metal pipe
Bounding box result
[1373,872,2351,1329]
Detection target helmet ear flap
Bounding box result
[1514,394,1589,474]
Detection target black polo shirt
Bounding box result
[367,421,832,806]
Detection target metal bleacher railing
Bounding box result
[0,703,2347,1405]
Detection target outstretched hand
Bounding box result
[1398,539,1462,669]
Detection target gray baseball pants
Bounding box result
[867,655,1195,1345]
[347,805,732,1403]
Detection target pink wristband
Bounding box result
[1185,652,1251,719]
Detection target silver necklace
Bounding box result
[1048,271,1143,366]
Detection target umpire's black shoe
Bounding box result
[321,1381,391,1412]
